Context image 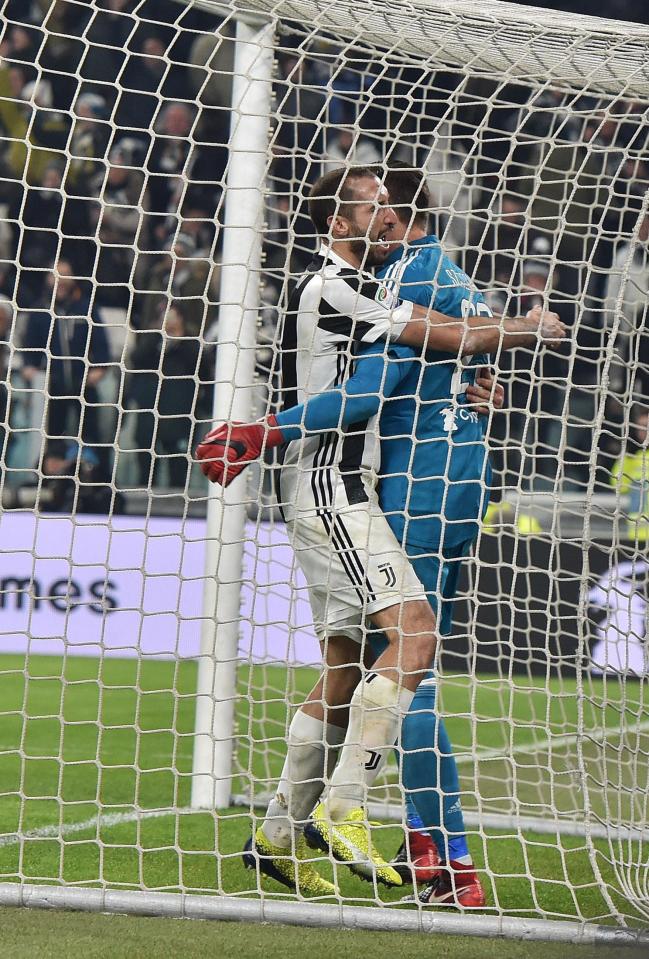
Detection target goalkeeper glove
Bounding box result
[195,416,284,487]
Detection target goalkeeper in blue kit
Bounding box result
[283,167,494,907]
[197,167,562,906]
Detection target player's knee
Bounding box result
[406,599,437,633]
[322,662,361,707]
[399,635,436,681]
[414,641,437,677]
[405,602,437,670]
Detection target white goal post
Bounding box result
[0,0,647,948]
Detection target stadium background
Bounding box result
[0,0,645,676]
[0,0,648,494]
[0,1,646,951]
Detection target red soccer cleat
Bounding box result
[409,861,486,908]
[391,830,441,884]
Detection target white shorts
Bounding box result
[286,494,427,644]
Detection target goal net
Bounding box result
[0,0,647,943]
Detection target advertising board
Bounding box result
[0,513,645,675]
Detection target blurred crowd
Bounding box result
[0,0,647,515]
[0,0,226,502]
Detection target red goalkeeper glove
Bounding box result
[195,415,284,487]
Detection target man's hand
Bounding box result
[525,304,567,349]
[466,368,504,415]
[195,416,284,487]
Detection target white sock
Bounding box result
[261,711,346,847]
[326,673,414,822]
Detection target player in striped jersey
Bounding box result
[197,167,565,899]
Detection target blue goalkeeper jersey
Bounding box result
[375,236,493,549]
[275,235,494,550]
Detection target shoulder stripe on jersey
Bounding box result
[338,272,381,301]
[382,248,422,297]
[317,297,374,340]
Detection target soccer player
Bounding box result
[197,166,565,899]
[368,166,502,906]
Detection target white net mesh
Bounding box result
[0,0,647,940]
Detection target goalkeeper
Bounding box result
[197,167,564,904]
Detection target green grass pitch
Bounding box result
[0,652,646,954]
[1,907,648,959]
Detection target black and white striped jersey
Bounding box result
[277,243,414,521]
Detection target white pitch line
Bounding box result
[1,723,648,848]
[0,745,188,764]
[2,718,648,774]
[455,717,649,765]
[0,807,188,848]
[1,794,647,852]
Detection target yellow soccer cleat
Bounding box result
[304,803,402,887]
[482,500,513,530]
[483,501,541,536]
[243,826,335,897]
[516,512,542,536]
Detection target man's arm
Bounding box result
[275,342,414,439]
[308,266,566,358]
[396,303,566,355]
[195,342,415,486]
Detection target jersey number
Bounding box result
[450,297,493,397]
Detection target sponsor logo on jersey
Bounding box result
[441,407,459,433]
[440,407,480,432]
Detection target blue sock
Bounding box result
[405,795,425,831]
[401,672,470,862]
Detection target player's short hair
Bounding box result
[308,166,379,235]
[383,163,431,230]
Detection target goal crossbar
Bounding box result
[188,0,649,97]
